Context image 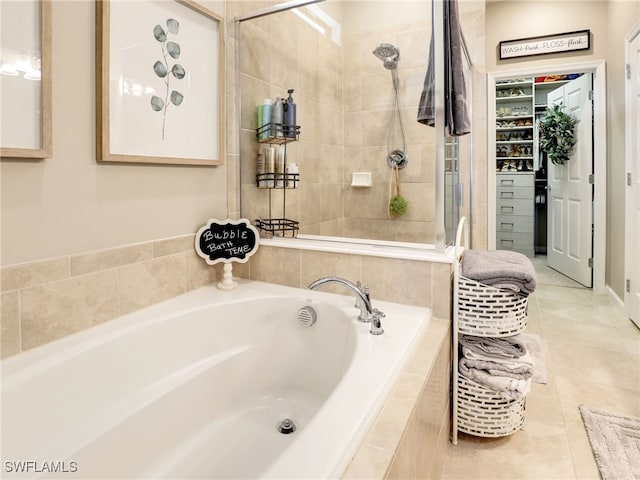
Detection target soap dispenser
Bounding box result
[283,89,297,138]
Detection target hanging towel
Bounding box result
[417,0,470,136]
[417,31,435,127]
[444,0,470,136]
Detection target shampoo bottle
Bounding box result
[275,146,286,187]
[264,147,276,188]
[286,162,299,188]
[258,99,273,140]
[283,89,297,138]
[272,96,283,136]
[256,152,265,188]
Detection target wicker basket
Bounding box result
[457,276,528,337]
[457,374,525,437]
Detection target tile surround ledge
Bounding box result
[261,236,456,264]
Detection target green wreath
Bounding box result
[540,104,577,165]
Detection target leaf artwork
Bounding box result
[151,18,185,140]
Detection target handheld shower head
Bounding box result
[372,43,399,70]
[372,43,407,169]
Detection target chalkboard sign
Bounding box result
[195,218,259,265]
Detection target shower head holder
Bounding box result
[388,149,408,169]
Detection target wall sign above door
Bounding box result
[499,30,590,60]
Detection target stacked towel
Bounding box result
[459,334,533,400]
[459,334,527,359]
[462,249,537,294]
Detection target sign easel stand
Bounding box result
[218,263,238,291]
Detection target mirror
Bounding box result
[237,0,473,247]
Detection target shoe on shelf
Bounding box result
[511,145,522,157]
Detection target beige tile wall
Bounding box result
[342,20,437,243]
[235,245,453,320]
[234,245,452,320]
[0,235,219,359]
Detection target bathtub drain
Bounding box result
[277,418,297,435]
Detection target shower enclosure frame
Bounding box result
[234,0,472,252]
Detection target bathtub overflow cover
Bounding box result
[297,306,317,327]
[277,418,297,435]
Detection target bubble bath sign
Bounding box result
[195,219,259,290]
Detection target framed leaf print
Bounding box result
[96,0,223,165]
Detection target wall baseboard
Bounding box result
[606,285,625,310]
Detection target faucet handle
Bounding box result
[370,309,385,335]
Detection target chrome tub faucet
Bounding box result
[308,277,384,335]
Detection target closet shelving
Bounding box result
[496,78,535,172]
[453,217,530,444]
[255,123,301,238]
[494,77,537,257]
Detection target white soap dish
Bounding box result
[351,172,372,187]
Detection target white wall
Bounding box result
[606,0,639,299]
[0,0,227,267]
[486,0,639,298]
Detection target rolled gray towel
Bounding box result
[459,357,533,380]
[458,364,531,400]
[462,249,537,294]
[459,334,528,359]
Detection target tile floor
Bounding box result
[442,256,640,480]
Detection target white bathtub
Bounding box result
[1,280,430,479]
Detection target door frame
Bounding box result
[625,22,640,321]
[487,60,607,295]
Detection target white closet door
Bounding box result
[626,29,640,327]
[546,75,594,287]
